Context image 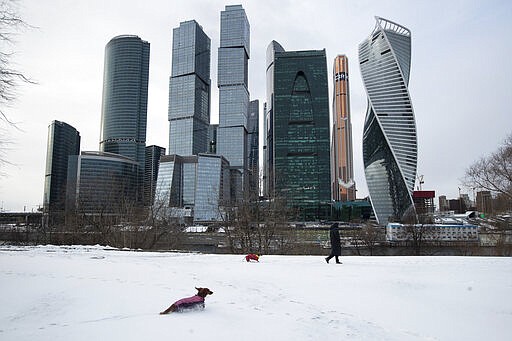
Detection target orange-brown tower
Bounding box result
[332,55,356,201]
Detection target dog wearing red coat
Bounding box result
[245,253,259,262]
[160,287,213,314]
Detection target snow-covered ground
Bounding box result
[1,245,511,340]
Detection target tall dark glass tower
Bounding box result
[359,17,417,223]
[43,120,80,225]
[247,99,259,196]
[267,42,331,220]
[217,4,250,200]
[99,35,150,204]
[264,41,285,198]
[144,145,166,206]
[168,20,211,155]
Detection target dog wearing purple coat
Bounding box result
[160,287,213,314]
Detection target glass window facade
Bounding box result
[182,162,197,206]
[100,35,149,167]
[43,121,80,223]
[99,35,149,206]
[67,152,139,214]
[264,41,285,198]
[359,17,417,223]
[217,126,246,171]
[217,5,250,199]
[168,20,211,156]
[194,154,230,222]
[332,55,356,202]
[154,155,182,207]
[144,145,165,206]
[247,100,259,196]
[269,47,331,220]
[154,154,229,222]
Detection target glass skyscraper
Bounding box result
[264,41,285,198]
[168,20,211,155]
[43,120,80,225]
[99,35,150,204]
[217,4,250,200]
[267,42,331,220]
[332,55,356,202]
[144,145,166,206]
[247,99,259,196]
[359,17,417,224]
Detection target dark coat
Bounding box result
[329,225,341,256]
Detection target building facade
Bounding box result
[268,44,331,221]
[386,223,479,242]
[207,124,218,154]
[217,4,250,200]
[439,195,449,212]
[194,154,230,222]
[43,120,80,225]
[99,35,150,205]
[264,41,285,198]
[66,152,140,215]
[168,20,211,156]
[413,190,435,216]
[359,17,418,224]
[247,99,259,197]
[154,154,229,223]
[332,55,356,202]
[144,145,166,206]
[476,191,493,215]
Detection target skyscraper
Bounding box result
[264,41,285,198]
[332,55,356,202]
[359,17,417,224]
[144,145,166,206]
[217,4,250,200]
[247,99,259,196]
[99,35,150,204]
[267,42,331,221]
[43,120,80,225]
[168,20,211,155]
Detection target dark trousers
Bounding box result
[326,253,341,263]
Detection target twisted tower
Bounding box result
[359,17,417,223]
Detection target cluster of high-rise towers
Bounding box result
[43,5,418,226]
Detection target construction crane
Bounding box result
[416,175,424,191]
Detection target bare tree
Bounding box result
[1,0,33,172]
[463,133,512,201]
[356,222,382,256]
[1,0,32,123]
[396,209,435,256]
[219,189,297,255]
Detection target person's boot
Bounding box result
[325,257,329,263]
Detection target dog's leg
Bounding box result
[160,304,176,315]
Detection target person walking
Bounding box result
[325,223,342,264]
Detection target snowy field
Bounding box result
[1,245,511,340]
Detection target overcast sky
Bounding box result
[1,0,511,212]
